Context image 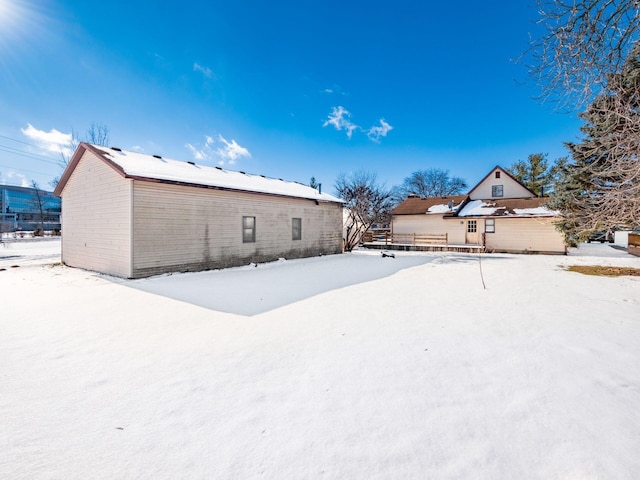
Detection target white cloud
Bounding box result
[323,107,392,142]
[193,63,216,79]
[185,143,210,161]
[367,119,393,143]
[130,145,144,152]
[323,106,359,139]
[185,134,250,166]
[21,123,73,156]
[216,135,251,165]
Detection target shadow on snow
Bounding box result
[120,250,491,316]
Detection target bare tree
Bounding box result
[53,122,111,188]
[59,122,110,168]
[335,171,393,252]
[86,122,110,146]
[550,41,640,243]
[525,0,640,107]
[395,169,467,200]
[29,180,46,232]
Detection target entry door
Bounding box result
[466,220,479,244]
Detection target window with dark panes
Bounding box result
[467,220,477,233]
[492,185,503,197]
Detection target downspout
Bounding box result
[129,179,134,278]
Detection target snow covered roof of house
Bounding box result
[457,198,559,217]
[54,143,343,203]
[392,195,469,215]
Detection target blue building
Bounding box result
[0,185,61,232]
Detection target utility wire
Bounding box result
[0,145,61,165]
[0,164,55,176]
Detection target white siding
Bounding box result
[392,215,466,245]
[60,151,132,277]
[469,168,534,200]
[484,217,565,253]
[131,182,342,277]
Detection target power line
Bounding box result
[0,164,56,177]
[0,133,66,152]
[0,145,61,165]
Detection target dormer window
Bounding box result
[492,185,504,197]
[495,171,501,179]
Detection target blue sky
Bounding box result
[0,0,581,192]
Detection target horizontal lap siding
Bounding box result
[485,217,565,253]
[132,182,342,277]
[392,215,466,244]
[60,152,132,277]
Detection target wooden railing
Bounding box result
[629,233,640,257]
[362,231,448,246]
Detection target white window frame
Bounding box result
[485,218,495,233]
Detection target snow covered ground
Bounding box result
[1,239,639,479]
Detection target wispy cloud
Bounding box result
[323,106,358,139]
[185,143,209,161]
[185,134,250,166]
[193,62,216,79]
[367,119,393,143]
[323,107,393,143]
[21,123,73,156]
[216,135,251,165]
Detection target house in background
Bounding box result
[54,143,343,278]
[391,166,566,254]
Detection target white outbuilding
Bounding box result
[54,143,343,278]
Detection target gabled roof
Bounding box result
[392,195,469,215]
[54,143,343,203]
[457,197,558,217]
[467,165,537,199]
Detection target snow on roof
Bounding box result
[457,200,500,216]
[427,201,463,214]
[392,195,468,215]
[89,144,343,203]
[513,207,559,216]
[457,198,558,217]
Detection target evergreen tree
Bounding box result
[508,153,568,197]
[508,154,550,196]
[549,41,640,244]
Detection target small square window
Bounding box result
[495,171,501,179]
[492,185,504,197]
[486,218,495,233]
[467,220,477,233]
[242,216,255,243]
[292,217,302,240]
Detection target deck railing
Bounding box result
[362,231,448,246]
[629,233,640,257]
